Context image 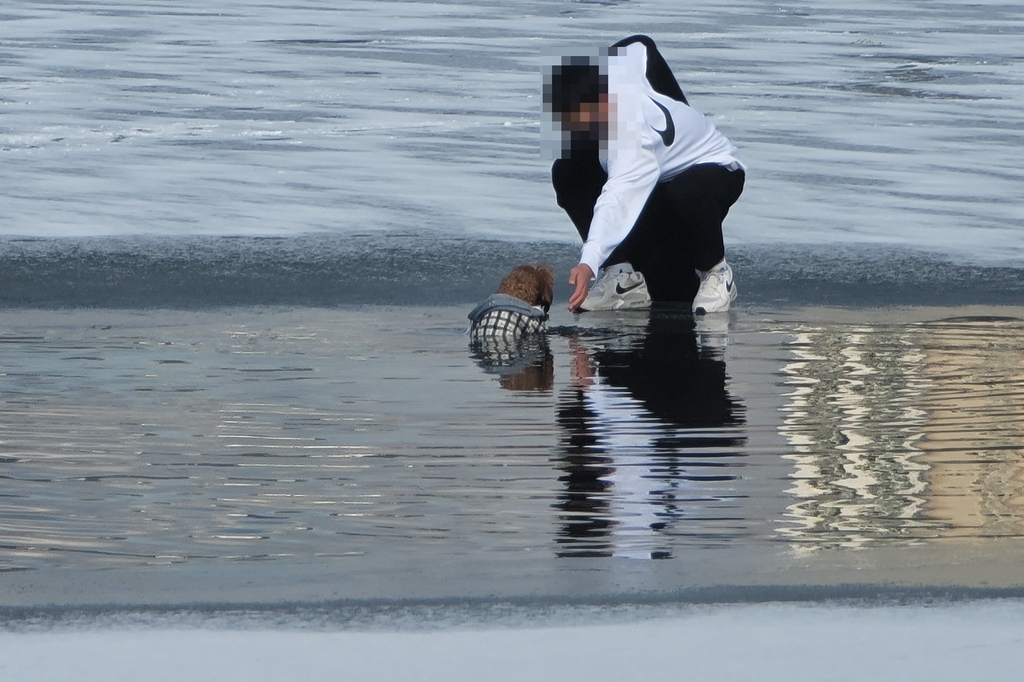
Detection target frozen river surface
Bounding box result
[3,3,1024,674]
[2,0,1023,263]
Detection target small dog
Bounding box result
[496,263,554,312]
[468,262,554,341]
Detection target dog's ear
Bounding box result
[536,262,554,312]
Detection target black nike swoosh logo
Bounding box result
[615,281,645,295]
[650,97,675,147]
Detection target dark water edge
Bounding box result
[6,586,1024,633]
[2,234,1023,309]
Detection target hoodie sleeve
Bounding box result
[578,130,661,275]
[578,44,662,277]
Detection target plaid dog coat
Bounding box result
[467,294,548,341]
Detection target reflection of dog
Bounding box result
[499,345,554,391]
[468,263,553,341]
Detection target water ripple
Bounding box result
[2,304,1024,581]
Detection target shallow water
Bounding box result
[778,314,1024,549]
[2,0,1023,263]
[2,305,1023,599]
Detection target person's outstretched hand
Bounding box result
[568,263,594,311]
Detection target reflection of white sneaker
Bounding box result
[695,314,730,352]
[579,263,652,312]
[692,260,737,315]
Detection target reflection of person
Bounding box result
[555,315,745,559]
[544,35,745,314]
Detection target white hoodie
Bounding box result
[579,41,745,277]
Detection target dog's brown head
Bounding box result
[495,262,554,313]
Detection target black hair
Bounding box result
[543,57,607,115]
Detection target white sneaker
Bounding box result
[692,260,737,314]
[579,263,652,311]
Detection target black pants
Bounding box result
[552,156,745,302]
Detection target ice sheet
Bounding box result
[4,601,1024,682]
[1,1,1022,263]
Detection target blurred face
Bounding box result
[560,94,609,135]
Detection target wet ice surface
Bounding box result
[2,236,1024,309]
[2,304,1024,606]
[2,0,1023,263]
